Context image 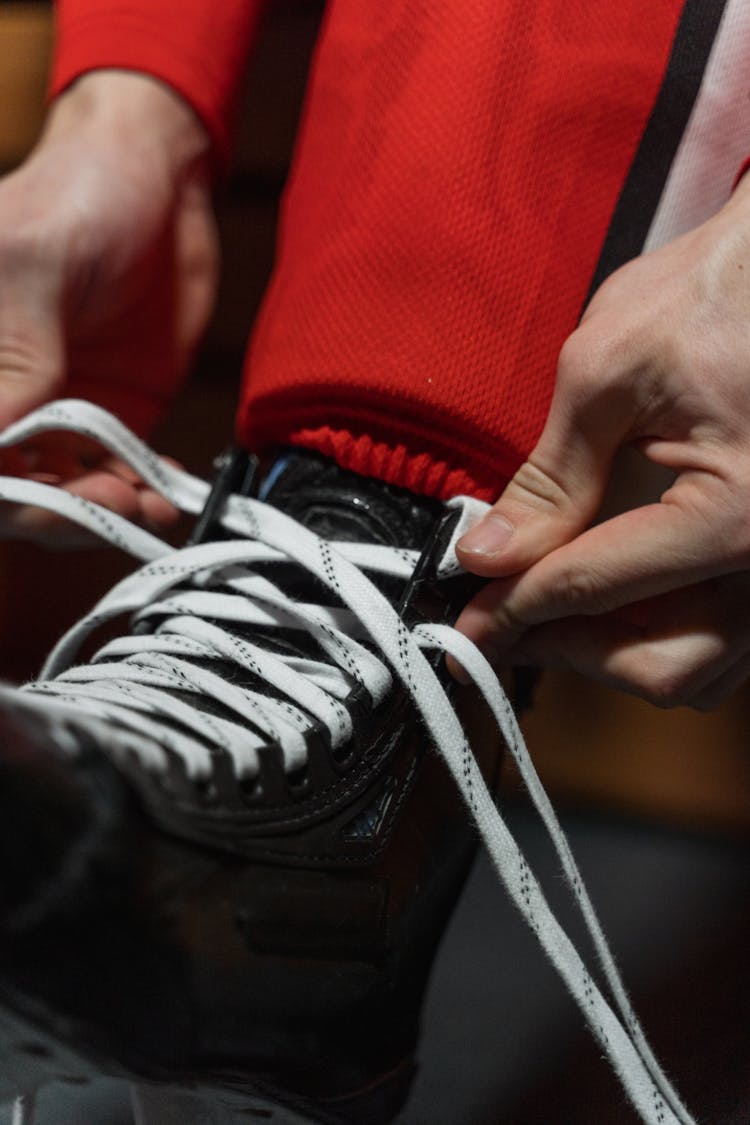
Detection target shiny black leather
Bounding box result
[0,451,501,1123]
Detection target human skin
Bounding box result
[4,73,749,706]
[0,70,217,546]
[455,171,750,708]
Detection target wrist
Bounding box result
[43,70,212,183]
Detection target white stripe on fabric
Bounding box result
[644,0,750,252]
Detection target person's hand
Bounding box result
[0,70,219,546]
[455,174,750,710]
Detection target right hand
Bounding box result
[0,70,219,546]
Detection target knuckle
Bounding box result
[558,318,662,428]
[0,341,61,387]
[611,648,693,708]
[556,329,611,397]
[494,598,529,637]
[556,565,613,615]
[556,333,590,388]
[509,456,574,516]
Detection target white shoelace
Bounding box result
[0,400,695,1125]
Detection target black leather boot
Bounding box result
[0,445,502,1125]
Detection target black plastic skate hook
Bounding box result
[397,508,541,712]
[188,448,261,545]
[396,509,459,624]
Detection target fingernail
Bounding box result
[457,513,514,558]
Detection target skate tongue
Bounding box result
[259,448,443,550]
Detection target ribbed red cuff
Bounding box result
[49,0,264,170]
[285,426,502,503]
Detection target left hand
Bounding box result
[0,434,182,549]
[0,71,218,548]
[454,173,750,710]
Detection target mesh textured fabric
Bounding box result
[50,0,690,498]
[238,0,685,499]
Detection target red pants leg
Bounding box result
[236,0,683,501]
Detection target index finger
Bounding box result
[455,476,746,653]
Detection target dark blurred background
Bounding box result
[0,5,748,1123]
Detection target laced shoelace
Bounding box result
[0,400,695,1125]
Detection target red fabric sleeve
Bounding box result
[237,0,685,501]
[49,0,265,166]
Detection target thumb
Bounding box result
[0,286,65,430]
[456,344,631,576]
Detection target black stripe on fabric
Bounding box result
[585,0,729,302]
